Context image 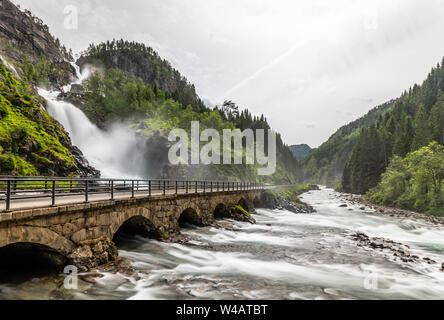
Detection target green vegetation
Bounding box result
[19,56,74,89]
[302,100,394,187]
[233,204,251,218]
[80,40,207,113]
[367,142,444,215]
[342,59,444,197]
[268,184,317,205]
[0,61,78,176]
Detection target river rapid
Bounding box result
[1,187,444,300]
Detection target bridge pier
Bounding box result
[0,190,262,272]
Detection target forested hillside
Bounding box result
[301,100,394,187]
[78,40,207,114]
[341,60,444,214]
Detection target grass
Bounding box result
[0,61,78,176]
[233,204,251,218]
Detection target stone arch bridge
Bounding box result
[0,183,263,271]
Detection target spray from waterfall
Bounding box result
[39,64,147,179]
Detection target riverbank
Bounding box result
[260,184,319,213]
[339,193,444,226]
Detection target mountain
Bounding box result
[78,40,207,115]
[301,100,395,187]
[289,144,311,161]
[0,0,97,176]
[0,0,75,89]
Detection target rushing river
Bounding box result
[1,187,444,300]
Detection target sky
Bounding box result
[12,0,444,147]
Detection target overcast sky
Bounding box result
[12,0,444,147]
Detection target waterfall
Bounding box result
[38,64,146,179]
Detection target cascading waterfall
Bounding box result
[38,63,146,178]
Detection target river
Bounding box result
[1,187,444,300]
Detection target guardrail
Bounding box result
[0,177,264,212]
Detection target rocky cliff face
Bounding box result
[0,0,76,88]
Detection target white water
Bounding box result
[38,64,145,178]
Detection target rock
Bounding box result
[339,204,348,207]
[360,207,366,210]
[230,206,256,224]
[78,272,104,284]
[441,263,444,272]
[71,146,100,177]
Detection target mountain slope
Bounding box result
[0,0,97,176]
[301,100,395,187]
[289,144,311,161]
[342,59,444,197]
[0,0,75,89]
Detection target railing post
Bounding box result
[210,181,213,193]
[203,181,206,194]
[195,181,198,194]
[149,180,151,196]
[5,180,11,211]
[111,180,114,200]
[222,182,225,192]
[131,180,135,198]
[186,181,188,194]
[175,181,178,195]
[163,180,166,195]
[51,180,56,206]
[85,180,89,203]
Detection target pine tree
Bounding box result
[412,104,432,150]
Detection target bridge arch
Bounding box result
[213,203,229,219]
[0,242,68,281]
[0,227,74,280]
[0,226,75,256]
[178,206,202,227]
[112,215,162,243]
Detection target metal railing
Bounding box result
[0,177,264,212]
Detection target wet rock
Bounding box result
[339,204,348,208]
[71,146,100,177]
[441,263,444,272]
[68,238,117,272]
[349,232,435,266]
[78,272,104,284]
